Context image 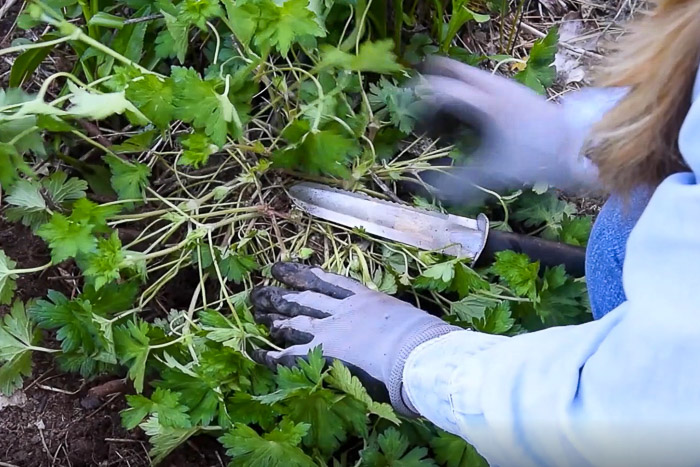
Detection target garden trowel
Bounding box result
[288,182,586,277]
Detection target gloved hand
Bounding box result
[250,262,460,415]
[415,56,624,199]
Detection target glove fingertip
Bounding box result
[251,349,281,369]
[271,261,306,283]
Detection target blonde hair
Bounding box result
[591,0,700,195]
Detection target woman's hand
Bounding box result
[416,56,602,199]
[251,262,459,414]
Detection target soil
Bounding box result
[0,221,225,467]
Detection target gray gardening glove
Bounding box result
[416,56,626,200]
[250,262,460,415]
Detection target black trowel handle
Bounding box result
[477,230,587,277]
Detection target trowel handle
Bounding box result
[477,230,587,277]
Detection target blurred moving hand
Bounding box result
[416,56,624,199]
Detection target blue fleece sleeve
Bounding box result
[402,73,700,467]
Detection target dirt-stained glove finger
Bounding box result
[251,286,331,318]
[269,315,316,345]
[251,347,309,369]
[253,311,288,327]
[271,262,365,298]
[270,325,315,346]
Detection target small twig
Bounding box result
[123,13,164,25]
[370,172,406,205]
[38,383,85,395]
[105,438,144,444]
[37,423,52,461]
[77,119,112,149]
[0,0,20,23]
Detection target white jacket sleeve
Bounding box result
[402,70,700,467]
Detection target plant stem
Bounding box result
[11,262,53,275]
[0,34,75,57]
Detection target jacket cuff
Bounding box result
[401,330,506,433]
[388,323,461,417]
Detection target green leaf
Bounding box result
[515,27,559,94]
[37,213,96,263]
[180,0,223,29]
[449,263,489,298]
[491,251,540,301]
[31,292,100,353]
[442,1,490,52]
[0,351,33,396]
[36,197,119,263]
[285,388,367,455]
[0,251,18,306]
[125,74,175,128]
[122,387,191,429]
[155,11,189,63]
[319,39,402,73]
[0,142,33,190]
[450,295,492,323]
[111,130,158,153]
[256,347,325,404]
[42,172,89,205]
[83,232,125,290]
[115,320,151,393]
[105,154,151,202]
[472,301,515,335]
[179,132,217,168]
[535,265,590,326]
[0,303,37,395]
[66,81,145,121]
[199,309,263,352]
[403,34,439,66]
[361,428,437,466]
[172,66,243,145]
[414,261,457,292]
[219,251,259,284]
[219,420,316,467]
[82,281,140,316]
[29,283,137,378]
[372,268,398,295]
[141,415,201,464]
[6,173,87,231]
[88,11,125,28]
[9,32,62,87]
[222,0,257,45]
[226,392,278,431]
[70,198,122,233]
[273,120,361,177]
[512,191,577,240]
[0,301,39,372]
[327,360,400,425]
[430,430,487,467]
[369,78,421,133]
[559,215,592,246]
[226,0,326,56]
[156,346,273,427]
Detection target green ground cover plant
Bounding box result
[0,0,593,464]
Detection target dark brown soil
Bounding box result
[0,221,224,467]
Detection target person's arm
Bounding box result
[403,70,700,467]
